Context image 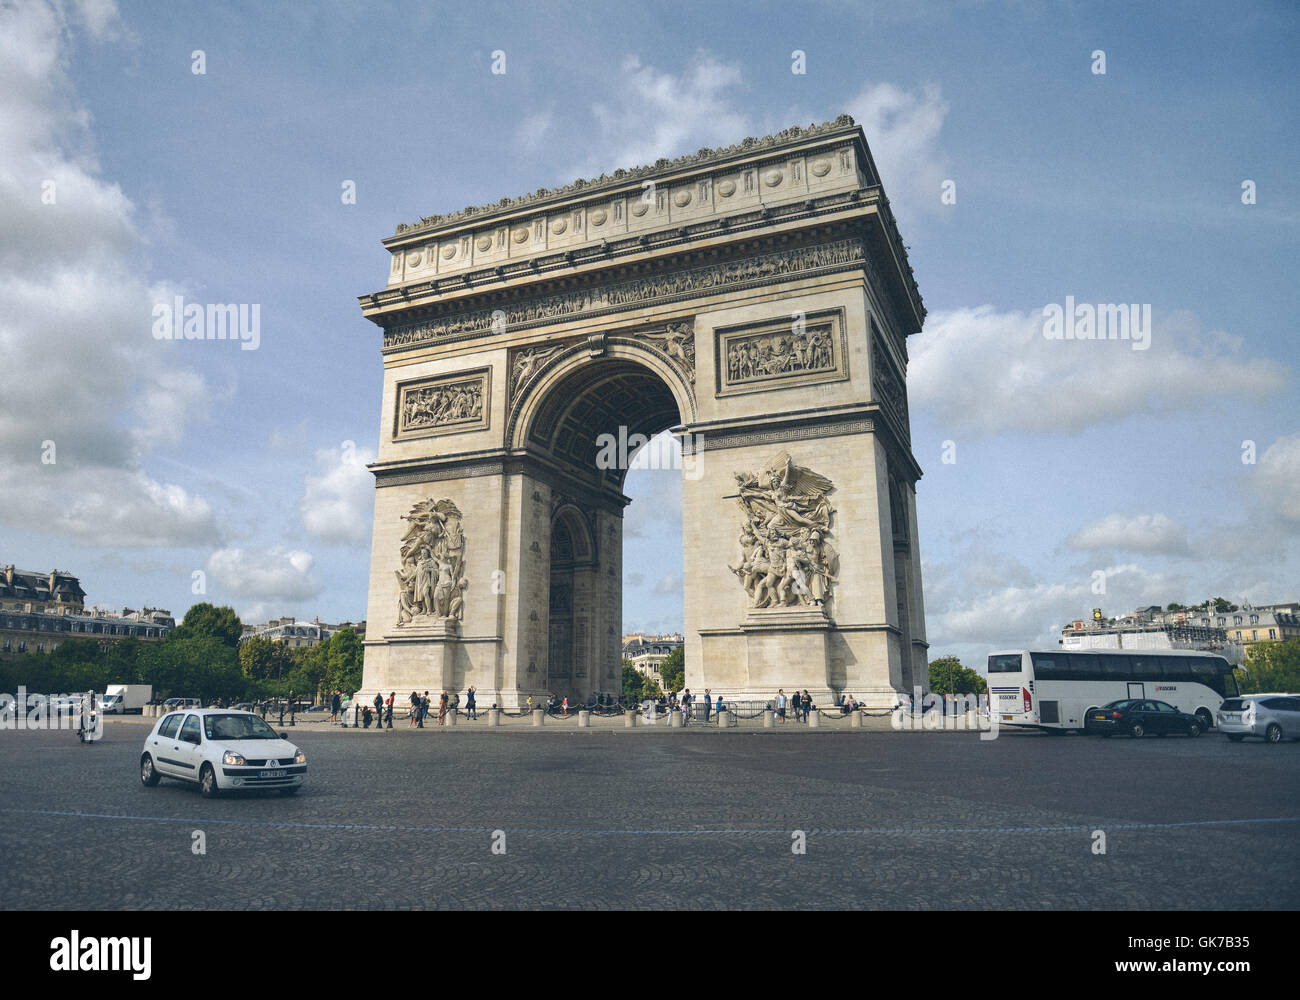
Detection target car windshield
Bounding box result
[204,713,280,741]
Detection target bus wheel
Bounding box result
[1195,708,1213,732]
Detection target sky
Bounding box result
[1,0,1296,671]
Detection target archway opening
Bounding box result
[522,354,687,706]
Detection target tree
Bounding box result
[659,647,685,694]
[324,628,364,695]
[622,660,644,704]
[928,656,987,696]
[239,635,279,680]
[1236,639,1300,694]
[1165,603,1186,612]
[172,603,243,647]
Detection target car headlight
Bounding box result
[223,750,245,766]
[294,749,306,764]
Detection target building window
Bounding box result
[1251,630,1259,641]
[1234,616,1242,625]
[1250,614,1259,624]
[1269,629,1277,640]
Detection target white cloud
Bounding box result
[574,52,751,177]
[653,573,682,595]
[299,444,376,544]
[845,81,950,222]
[0,0,216,547]
[515,109,555,152]
[929,562,1178,655]
[1067,513,1190,555]
[205,547,323,614]
[910,306,1287,437]
[1254,433,1300,523]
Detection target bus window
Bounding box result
[1071,653,1101,681]
[988,654,1023,673]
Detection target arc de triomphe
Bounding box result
[355,115,928,710]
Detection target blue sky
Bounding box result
[2,0,1296,669]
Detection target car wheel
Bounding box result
[1131,722,1145,738]
[1195,708,1214,732]
[1187,721,1201,737]
[140,754,160,787]
[199,763,219,798]
[1227,734,1245,742]
[279,786,300,796]
[1266,723,1283,744]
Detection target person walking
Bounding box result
[330,689,341,723]
[466,686,477,720]
[776,689,787,723]
[562,695,569,717]
[408,691,420,728]
[802,689,812,723]
[438,691,448,726]
[450,690,459,721]
[702,688,711,723]
[385,692,395,729]
[373,692,384,732]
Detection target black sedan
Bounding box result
[1087,699,1203,738]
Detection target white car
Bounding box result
[140,709,307,797]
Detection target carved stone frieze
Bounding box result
[394,369,489,440]
[395,499,468,627]
[383,238,866,352]
[715,308,848,397]
[727,452,839,611]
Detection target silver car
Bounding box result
[1217,694,1300,744]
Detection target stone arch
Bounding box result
[506,336,696,473]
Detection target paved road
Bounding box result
[1,721,1296,909]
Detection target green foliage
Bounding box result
[238,635,279,679]
[659,647,684,694]
[324,628,364,694]
[621,660,643,703]
[1236,639,1300,694]
[171,603,243,647]
[928,656,987,696]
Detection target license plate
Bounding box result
[259,769,286,778]
[1002,715,1013,721]
[1093,714,1106,720]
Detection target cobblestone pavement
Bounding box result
[1,720,1296,909]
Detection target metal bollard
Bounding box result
[447,709,458,727]
[668,709,681,728]
[717,710,729,728]
[763,710,774,729]
[533,708,545,727]
[625,711,636,729]
[965,709,978,730]
[850,711,862,729]
[809,711,821,729]
[577,710,591,728]
[488,707,501,727]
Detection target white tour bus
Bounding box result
[986,648,1238,734]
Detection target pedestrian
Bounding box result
[330,689,340,723]
[682,689,692,723]
[702,688,711,723]
[421,691,430,728]
[373,692,383,731]
[715,693,723,718]
[438,691,448,726]
[562,695,569,717]
[408,691,419,727]
[466,686,477,720]
[802,689,812,722]
[450,690,460,719]
[547,693,555,715]
[385,692,394,729]
[777,689,786,723]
